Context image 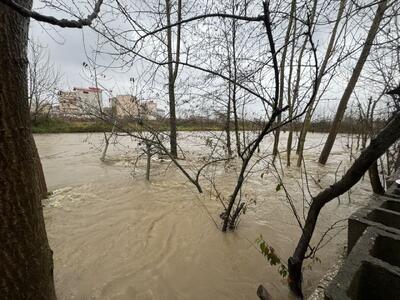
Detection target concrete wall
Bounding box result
[325,178,400,299]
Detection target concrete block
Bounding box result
[380,198,400,213]
[324,176,400,299]
[385,182,400,200]
[325,227,400,300]
[348,206,400,253]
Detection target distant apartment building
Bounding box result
[58,87,102,117]
[110,95,159,120]
[58,91,79,116]
[110,95,140,117]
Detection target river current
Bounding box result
[35,131,373,299]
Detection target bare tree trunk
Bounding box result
[31,134,48,199]
[0,1,56,298]
[293,35,308,156]
[318,0,388,165]
[165,0,181,158]
[288,111,400,297]
[146,142,151,181]
[286,6,297,166]
[286,126,294,165]
[100,122,116,162]
[230,7,241,158]
[232,83,241,157]
[369,160,385,194]
[226,90,233,158]
[394,145,400,172]
[296,0,347,167]
[272,0,296,159]
[100,136,109,162]
[292,0,319,163]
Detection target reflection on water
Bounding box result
[35,132,372,299]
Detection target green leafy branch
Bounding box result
[256,235,288,278]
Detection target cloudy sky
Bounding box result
[27,5,336,119]
[27,0,392,120]
[29,12,139,105]
[30,21,90,86]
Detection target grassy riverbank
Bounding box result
[31,118,229,133]
[31,117,384,134]
[32,118,113,133]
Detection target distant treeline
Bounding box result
[31,116,387,134]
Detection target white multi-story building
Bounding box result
[58,87,102,117]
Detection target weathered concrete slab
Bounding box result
[324,173,400,299]
[348,204,400,253]
[379,197,400,213]
[325,227,400,300]
[385,183,400,200]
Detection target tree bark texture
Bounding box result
[369,160,385,195]
[0,1,56,299]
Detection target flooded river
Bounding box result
[35,132,373,299]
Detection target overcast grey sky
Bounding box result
[28,10,342,119]
[27,0,396,120]
[30,21,89,87]
[30,18,136,102]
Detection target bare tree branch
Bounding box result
[0,0,103,28]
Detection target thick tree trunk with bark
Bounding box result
[289,111,400,297]
[0,1,56,299]
[31,134,48,198]
[318,0,388,165]
[369,160,385,194]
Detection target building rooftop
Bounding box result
[73,87,103,93]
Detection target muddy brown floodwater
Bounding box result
[35,132,374,300]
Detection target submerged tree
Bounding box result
[271,0,297,161]
[318,0,389,165]
[165,0,182,158]
[296,0,347,167]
